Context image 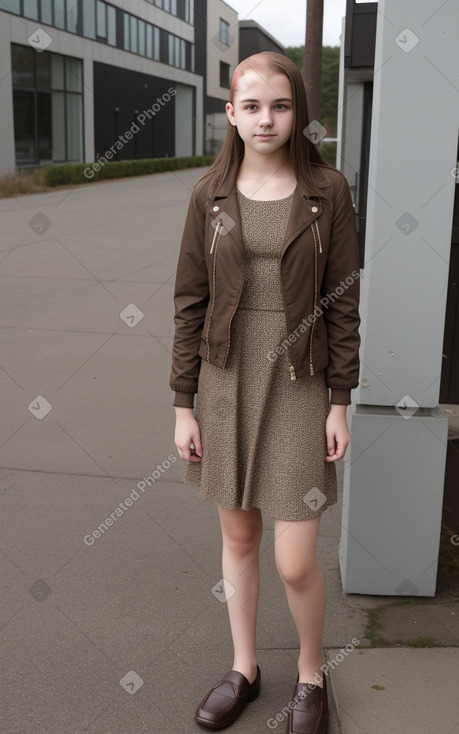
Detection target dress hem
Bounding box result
[183,475,338,522]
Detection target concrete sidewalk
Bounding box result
[0,169,458,734]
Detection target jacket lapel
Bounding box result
[207,161,331,257]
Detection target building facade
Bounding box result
[0,2,290,171]
[0,0,203,174]
[194,0,238,155]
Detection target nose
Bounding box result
[258,107,274,127]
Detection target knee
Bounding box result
[276,556,319,590]
[224,524,261,559]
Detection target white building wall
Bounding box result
[0,7,202,173]
[0,14,17,175]
[340,0,457,596]
[206,0,238,100]
[175,83,193,156]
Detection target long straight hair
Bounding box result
[195,51,333,200]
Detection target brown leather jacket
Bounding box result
[170,162,360,406]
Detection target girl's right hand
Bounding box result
[174,407,203,462]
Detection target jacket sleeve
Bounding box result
[322,174,361,405]
[169,188,209,404]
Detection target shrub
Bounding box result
[33,155,215,188]
[0,170,46,197]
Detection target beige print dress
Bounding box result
[184,189,338,521]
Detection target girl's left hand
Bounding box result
[325,404,350,462]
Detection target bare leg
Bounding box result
[274,516,325,686]
[217,506,263,684]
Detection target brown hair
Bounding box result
[195,51,333,200]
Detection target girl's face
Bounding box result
[226,69,294,155]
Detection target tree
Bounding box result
[285,46,339,137]
[302,0,324,125]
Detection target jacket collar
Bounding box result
[207,161,332,257]
[212,160,332,199]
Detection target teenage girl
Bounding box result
[170,51,360,734]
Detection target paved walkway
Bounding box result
[0,169,458,733]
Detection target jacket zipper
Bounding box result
[314,219,323,253]
[278,259,297,380]
[309,220,319,375]
[206,222,223,361]
[210,221,223,255]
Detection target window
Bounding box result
[187,0,194,24]
[23,0,39,20]
[66,93,83,160]
[37,91,52,162]
[2,0,20,13]
[13,90,36,164]
[41,0,53,25]
[96,0,107,41]
[123,14,130,50]
[3,3,192,66]
[175,35,180,66]
[83,0,96,38]
[220,61,230,89]
[11,44,84,166]
[51,54,64,89]
[52,92,66,159]
[146,24,153,58]
[36,52,51,88]
[67,1,79,33]
[138,19,146,56]
[12,45,34,87]
[107,4,116,45]
[219,18,229,46]
[176,0,185,20]
[130,16,138,53]
[54,0,66,29]
[153,27,160,60]
[65,56,82,92]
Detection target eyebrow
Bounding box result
[239,97,292,103]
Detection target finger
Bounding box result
[192,432,203,458]
[326,433,336,458]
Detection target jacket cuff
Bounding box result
[329,388,351,405]
[173,391,195,408]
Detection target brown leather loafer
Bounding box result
[285,674,328,734]
[194,666,261,730]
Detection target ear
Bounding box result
[226,102,237,127]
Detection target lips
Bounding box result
[256,134,275,138]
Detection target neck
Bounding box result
[238,144,293,181]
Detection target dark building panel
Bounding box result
[206,96,226,114]
[239,21,285,62]
[93,61,176,160]
[194,0,207,78]
[344,0,377,69]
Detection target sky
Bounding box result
[225,0,348,48]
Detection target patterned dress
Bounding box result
[184,189,337,521]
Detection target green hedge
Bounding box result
[33,155,216,188]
